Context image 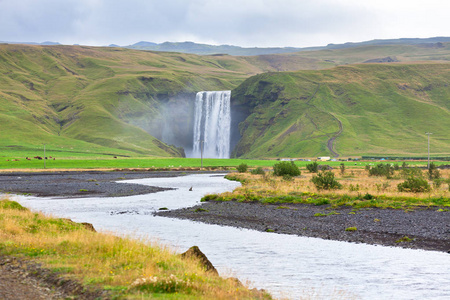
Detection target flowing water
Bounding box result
[191,91,231,159]
[15,174,450,300]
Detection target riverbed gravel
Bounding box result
[157,200,450,253]
[0,170,188,197]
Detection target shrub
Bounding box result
[397,176,431,193]
[433,178,445,189]
[368,163,395,179]
[311,171,342,190]
[362,193,374,200]
[339,163,345,175]
[428,163,441,180]
[306,162,319,173]
[236,163,248,173]
[273,161,301,177]
[400,167,423,179]
[250,167,265,175]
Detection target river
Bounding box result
[15,173,450,299]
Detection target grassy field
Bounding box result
[0,198,271,299]
[208,167,450,210]
[0,154,446,171]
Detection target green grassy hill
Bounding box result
[1,43,450,160]
[0,44,302,159]
[231,63,450,158]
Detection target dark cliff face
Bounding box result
[230,74,285,157]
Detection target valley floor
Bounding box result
[2,170,448,253]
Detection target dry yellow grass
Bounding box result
[0,198,271,299]
[218,168,450,209]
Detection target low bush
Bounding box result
[428,163,441,180]
[273,161,301,177]
[433,178,445,189]
[400,167,423,179]
[236,163,248,173]
[367,163,395,179]
[250,167,265,175]
[306,162,319,173]
[397,176,431,193]
[339,163,345,175]
[311,171,342,190]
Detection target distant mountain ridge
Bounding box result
[0,41,61,45]
[3,37,450,56]
[125,37,450,56]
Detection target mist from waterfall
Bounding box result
[191,91,231,159]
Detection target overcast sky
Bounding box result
[1,0,449,48]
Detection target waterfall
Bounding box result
[192,91,231,159]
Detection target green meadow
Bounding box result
[0,154,441,170]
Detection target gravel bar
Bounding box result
[157,200,450,253]
[0,170,200,198]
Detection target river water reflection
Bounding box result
[15,174,450,299]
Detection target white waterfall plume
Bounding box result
[192,91,231,159]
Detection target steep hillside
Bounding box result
[231,63,450,158]
[0,44,311,158]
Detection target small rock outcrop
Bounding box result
[80,222,96,232]
[180,246,218,275]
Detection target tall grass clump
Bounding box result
[273,161,301,177]
[311,171,342,190]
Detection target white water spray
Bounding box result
[192,91,231,159]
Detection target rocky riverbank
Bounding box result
[157,200,450,253]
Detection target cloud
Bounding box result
[0,0,448,47]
